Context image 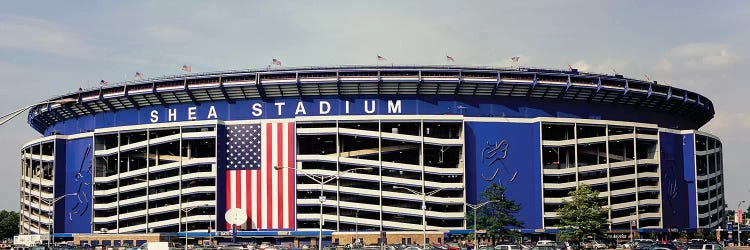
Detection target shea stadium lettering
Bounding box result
[148,99,402,123]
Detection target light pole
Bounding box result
[393,186,446,247]
[40,192,78,247]
[355,210,360,246]
[466,200,501,246]
[738,201,746,246]
[0,98,77,126]
[182,204,210,250]
[630,212,636,242]
[274,166,372,250]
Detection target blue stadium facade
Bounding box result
[18,66,725,244]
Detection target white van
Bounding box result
[141,242,182,250]
[537,241,555,247]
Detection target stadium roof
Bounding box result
[27,65,714,133]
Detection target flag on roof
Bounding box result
[377,55,387,61]
[100,80,108,85]
[272,58,282,66]
[181,65,192,72]
[667,87,672,99]
[647,84,653,98]
[135,72,144,79]
[511,56,520,63]
[446,55,455,63]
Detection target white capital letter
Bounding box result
[364,100,376,114]
[252,103,263,117]
[207,105,218,119]
[187,107,197,120]
[274,102,285,116]
[319,101,331,115]
[150,110,159,123]
[168,108,177,121]
[387,100,402,114]
[295,102,307,115]
[345,100,350,114]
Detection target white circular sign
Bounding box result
[225,208,248,225]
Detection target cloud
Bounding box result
[571,60,592,72]
[0,16,96,58]
[569,59,633,77]
[704,112,750,134]
[655,43,740,71]
[653,58,673,72]
[195,5,233,20]
[144,26,192,43]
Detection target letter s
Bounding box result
[150,110,159,123]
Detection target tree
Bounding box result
[0,210,18,239]
[678,230,688,240]
[470,183,523,244]
[556,184,609,242]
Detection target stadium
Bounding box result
[18,65,725,247]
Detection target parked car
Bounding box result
[495,245,521,250]
[686,244,723,250]
[590,242,606,250]
[649,243,678,250]
[529,247,556,250]
[536,242,555,247]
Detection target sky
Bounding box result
[0,1,748,212]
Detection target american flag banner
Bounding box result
[225,121,295,230]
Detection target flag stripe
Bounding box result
[265,122,273,229]
[246,169,253,229]
[225,171,231,229]
[287,122,294,229]
[276,122,283,228]
[255,161,261,229]
[240,170,247,229]
[236,171,242,228]
[250,170,257,229]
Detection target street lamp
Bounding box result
[392,186,446,247]
[274,166,372,250]
[466,200,501,246]
[355,210,360,246]
[738,201,746,246]
[182,203,210,250]
[0,98,77,126]
[40,192,78,247]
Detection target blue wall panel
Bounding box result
[216,124,228,231]
[53,139,67,234]
[45,96,700,136]
[464,121,542,230]
[659,132,691,229]
[61,137,93,233]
